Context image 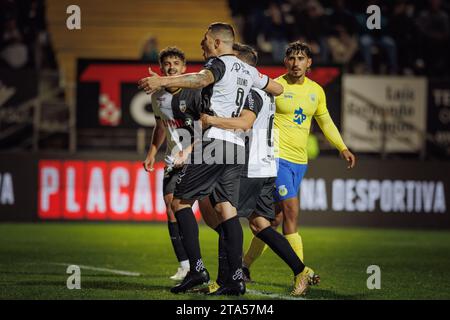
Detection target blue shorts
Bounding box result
[273,158,308,202]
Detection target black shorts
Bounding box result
[174,140,244,208]
[237,177,276,220]
[163,167,182,196]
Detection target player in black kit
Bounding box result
[139,23,283,295]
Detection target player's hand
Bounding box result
[173,150,190,168]
[200,113,211,128]
[138,67,162,94]
[143,155,156,172]
[341,149,356,169]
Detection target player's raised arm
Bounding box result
[138,68,215,94]
[247,63,283,97]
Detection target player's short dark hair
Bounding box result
[233,43,258,67]
[208,22,235,42]
[285,41,312,59]
[159,47,186,65]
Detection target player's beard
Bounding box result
[288,70,305,82]
[202,44,215,60]
[202,50,212,61]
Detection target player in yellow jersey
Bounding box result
[242,41,356,283]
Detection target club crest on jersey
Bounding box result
[309,94,317,103]
[293,107,307,125]
[179,100,187,112]
[278,185,288,197]
[185,118,193,127]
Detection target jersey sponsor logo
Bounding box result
[278,185,288,197]
[261,156,274,164]
[293,107,307,125]
[247,92,255,111]
[231,62,250,75]
[179,100,187,112]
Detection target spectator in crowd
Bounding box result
[326,0,359,68]
[141,36,159,63]
[229,0,271,48]
[228,0,248,45]
[389,0,418,74]
[228,0,450,75]
[416,0,449,76]
[293,0,330,63]
[264,1,290,63]
[356,0,398,74]
[0,16,28,69]
[0,0,55,70]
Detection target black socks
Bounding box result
[256,226,305,275]
[220,216,244,284]
[214,225,229,286]
[168,221,188,263]
[174,207,205,272]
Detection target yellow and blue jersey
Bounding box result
[274,74,347,164]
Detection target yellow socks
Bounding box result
[243,235,268,268]
[285,233,304,262]
[244,233,304,268]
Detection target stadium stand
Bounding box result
[46,0,235,105]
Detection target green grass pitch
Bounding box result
[1,223,450,300]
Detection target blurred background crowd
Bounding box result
[1,0,449,76]
[229,0,449,76]
[0,0,56,70]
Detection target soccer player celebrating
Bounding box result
[201,43,312,296]
[143,47,202,281]
[242,41,356,281]
[138,22,283,295]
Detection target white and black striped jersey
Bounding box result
[202,54,269,146]
[151,88,202,156]
[241,88,277,178]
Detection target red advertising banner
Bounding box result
[62,161,85,220]
[38,160,201,221]
[77,59,341,129]
[38,160,62,220]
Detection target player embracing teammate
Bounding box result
[139,22,283,295]
[139,24,356,297]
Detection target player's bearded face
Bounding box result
[285,52,312,78]
[201,31,216,60]
[160,57,186,76]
